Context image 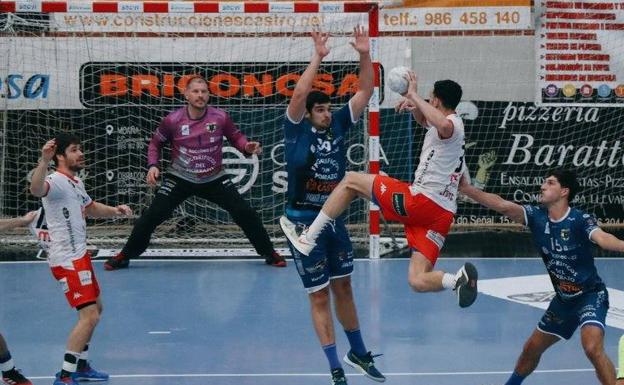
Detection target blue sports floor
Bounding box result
[1,258,622,385]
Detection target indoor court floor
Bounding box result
[1,257,622,385]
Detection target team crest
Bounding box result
[560,228,570,241]
[180,124,190,136]
[205,123,217,133]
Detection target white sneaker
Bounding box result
[279,216,316,256]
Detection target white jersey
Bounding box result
[410,114,465,213]
[41,171,93,268]
[27,207,51,253]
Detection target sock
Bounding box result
[77,344,89,371]
[0,352,14,373]
[441,273,457,289]
[307,210,333,242]
[505,371,526,385]
[344,329,367,357]
[60,351,80,378]
[618,334,624,379]
[322,343,342,370]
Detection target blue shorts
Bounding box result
[285,217,354,293]
[538,288,609,340]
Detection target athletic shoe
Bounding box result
[343,350,386,382]
[279,216,315,256]
[104,253,130,271]
[330,368,348,385]
[2,369,33,385]
[52,376,78,385]
[264,250,287,267]
[454,262,478,308]
[73,364,109,382]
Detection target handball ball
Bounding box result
[387,66,410,95]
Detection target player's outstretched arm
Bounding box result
[30,139,56,197]
[348,25,373,120]
[85,202,132,219]
[0,211,37,231]
[591,229,624,253]
[403,71,454,138]
[287,30,330,122]
[459,175,525,224]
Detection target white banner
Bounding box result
[50,12,366,33]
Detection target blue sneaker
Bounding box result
[52,376,79,385]
[73,365,109,382]
[343,350,385,382]
[55,364,109,382]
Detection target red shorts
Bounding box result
[372,175,454,264]
[51,252,100,308]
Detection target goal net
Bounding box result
[0,2,386,256]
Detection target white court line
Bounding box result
[25,368,599,379]
[148,331,171,334]
[0,257,621,264]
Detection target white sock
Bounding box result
[441,273,457,289]
[306,210,333,242]
[0,358,14,372]
[62,351,80,373]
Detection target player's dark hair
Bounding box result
[547,169,580,203]
[306,90,330,113]
[433,80,462,110]
[186,75,208,89]
[53,132,81,164]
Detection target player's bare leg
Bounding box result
[0,334,32,385]
[617,334,624,385]
[580,325,616,385]
[505,328,560,384]
[331,277,385,382]
[408,251,477,307]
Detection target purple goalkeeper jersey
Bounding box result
[147,106,249,183]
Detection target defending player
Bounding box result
[281,70,478,308]
[30,133,133,385]
[459,169,619,385]
[280,28,384,385]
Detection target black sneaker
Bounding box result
[330,368,348,385]
[2,368,33,385]
[264,250,287,267]
[104,253,130,271]
[454,262,478,308]
[343,350,385,382]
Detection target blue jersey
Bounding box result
[523,205,604,301]
[283,104,355,221]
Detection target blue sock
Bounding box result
[344,329,367,356]
[505,371,526,385]
[322,344,342,370]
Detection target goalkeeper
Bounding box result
[105,76,285,270]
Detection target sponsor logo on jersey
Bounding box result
[561,228,570,241]
[180,124,190,136]
[425,230,445,249]
[78,270,93,286]
[205,123,217,133]
[62,207,70,219]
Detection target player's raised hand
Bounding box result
[41,139,56,162]
[311,30,330,58]
[395,98,415,113]
[115,204,132,216]
[405,70,418,97]
[245,141,262,155]
[349,25,369,54]
[146,166,160,186]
